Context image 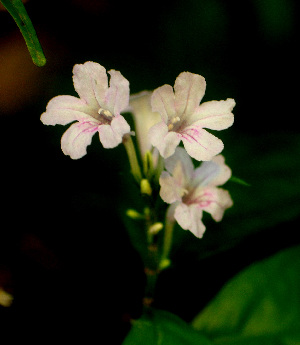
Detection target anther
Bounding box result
[168,116,181,131]
[98,108,113,118]
[180,188,189,197]
[171,116,180,124]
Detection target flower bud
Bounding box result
[148,222,163,235]
[126,209,144,220]
[140,178,152,196]
[143,151,154,179]
[159,258,171,270]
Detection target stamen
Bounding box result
[180,188,189,197]
[168,116,181,131]
[171,116,180,124]
[98,108,113,118]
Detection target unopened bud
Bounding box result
[143,151,154,179]
[126,209,144,220]
[159,258,171,270]
[140,179,152,196]
[148,222,163,235]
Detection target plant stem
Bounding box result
[123,134,142,183]
[143,216,175,306]
[143,207,160,306]
[159,217,175,270]
[1,0,46,66]
[154,154,164,184]
[143,243,159,307]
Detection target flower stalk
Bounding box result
[123,134,142,183]
[143,244,159,307]
[159,217,175,270]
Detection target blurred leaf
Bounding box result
[192,245,300,344]
[1,0,46,66]
[123,308,213,345]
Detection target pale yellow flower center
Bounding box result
[180,187,189,198]
[96,107,113,124]
[168,116,181,131]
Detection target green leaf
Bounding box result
[123,308,213,345]
[229,176,251,187]
[1,0,46,66]
[192,245,300,344]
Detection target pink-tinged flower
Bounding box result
[41,61,131,159]
[159,147,233,238]
[149,72,235,160]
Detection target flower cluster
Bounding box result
[41,61,235,238]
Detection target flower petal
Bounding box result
[111,114,131,138]
[149,122,181,158]
[195,187,233,222]
[129,91,161,157]
[159,171,183,204]
[181,127,224,161]
[174,203,206,238]
[61,120,99,159]
[174,72,206,119]
[72,61,108,108]
[98,115,130,148]
[164,147,194,180]
[190,98,235,129]
[151,84,176,123]
[105,70,130,115]
[193,155,232,187]
[41,95,92,126]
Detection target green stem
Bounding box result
[143,218,175,305]
[154,154,164,184]
[123,135,142,183]
[143,243,159,307]
[143,207,160,306]
[159,217,175,270]
[1,0,46,66]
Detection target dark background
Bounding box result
[1,0,299,343]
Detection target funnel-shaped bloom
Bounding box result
[41,62,131,159]
[159,147,233,238]
[129,91,161,158]
[149,72,235,161]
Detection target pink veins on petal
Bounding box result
[150,71,235,160]
[180,128,204,145]
[40,61,131,159]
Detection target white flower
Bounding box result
[159,147,233,238]
[129,91,161,158]
[149,72,235,161]
[41,61,131,159]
